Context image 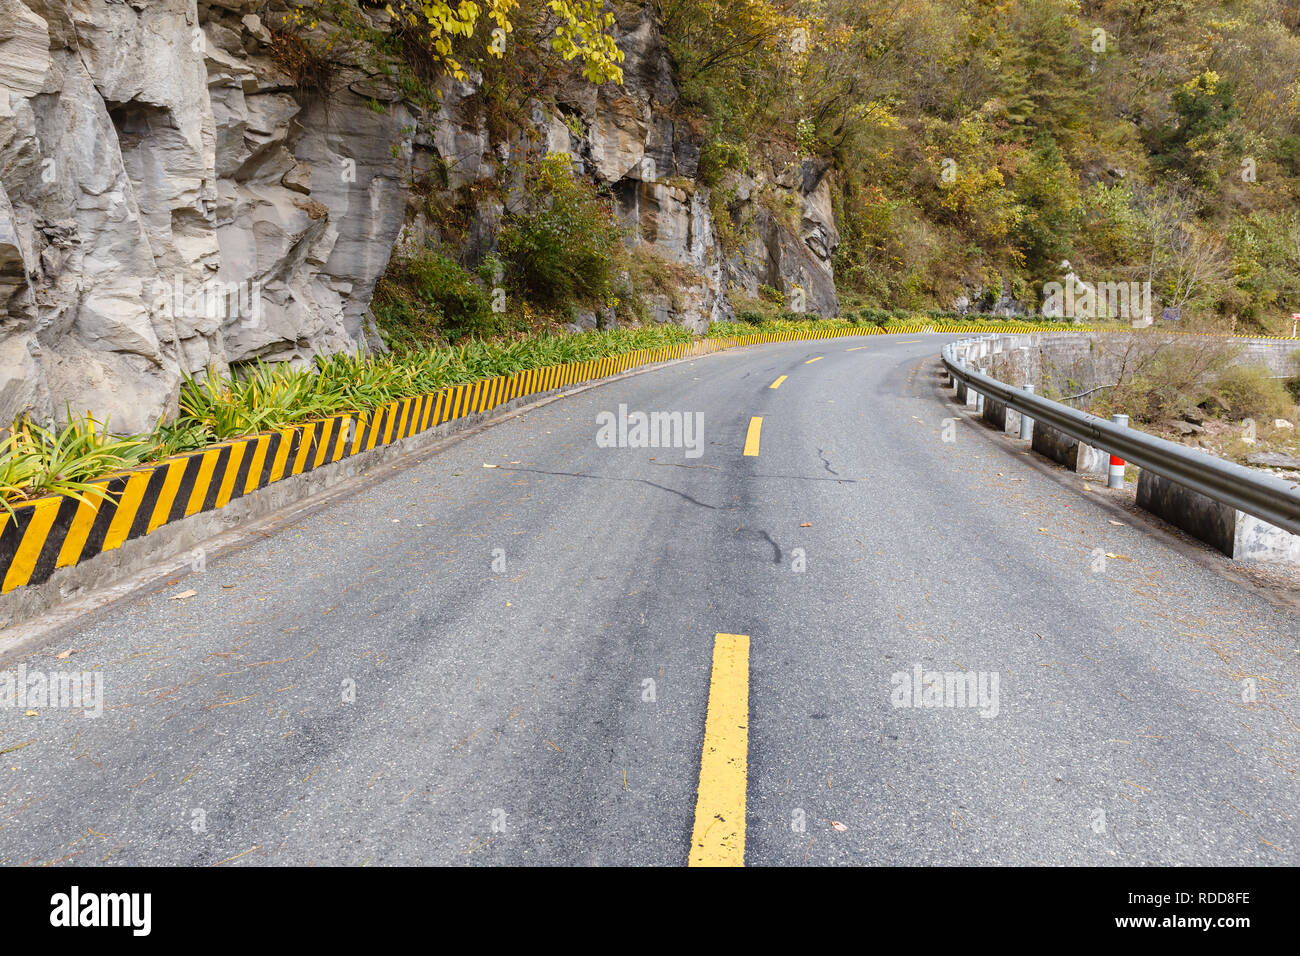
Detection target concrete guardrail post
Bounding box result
[1019,384,1034,440]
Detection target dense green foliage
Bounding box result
[178,324,694,445]
[662,0,1300,332]
[498,154,626,307]
[374,154,645,346]
[373,249,501,345]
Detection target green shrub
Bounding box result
[1096,341,1235,423]
[699,139,749,186]
[180,362,335,439]
[374,247,497,345]
[708,316,860,336]
[151,420,212,457]
[1209,364,1295,421]
[0,412,151,516]
[165,324,700,458]
[498,154,624,308]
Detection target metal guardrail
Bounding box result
[942,337,1300,537]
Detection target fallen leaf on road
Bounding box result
[831,821,847,832]
[1108,520,1124,526]
[24,710,38,717]
[482,464,498,468]
[800,522,812,528]
[54,649,74,660]
[1105,553,1133,561]
[170,590,197,601]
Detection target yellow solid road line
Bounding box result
[769,375,787,389]
[804,356,824,364]
[742,417,763,456]
[689,632,751,867]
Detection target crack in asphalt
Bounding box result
[733,526,783,564]
[816,447,840,476]
[496,466,720,511]
[496,467,785,564]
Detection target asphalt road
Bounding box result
[1,335,1297,866]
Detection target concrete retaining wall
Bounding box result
[983,331,1300,406]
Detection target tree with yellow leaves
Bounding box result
[375,0,624,84]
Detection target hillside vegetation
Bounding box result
[661,0,1300,331]
[346,0,1300,334]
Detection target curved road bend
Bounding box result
[0,335,1296,866]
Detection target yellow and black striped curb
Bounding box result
[2,322,1295,596]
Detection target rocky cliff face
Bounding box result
[0,0,838,432]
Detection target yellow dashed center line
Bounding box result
[742,417,763,456]
[689,632,750,867]
[769,375,788,389]
[804,356,824,364]
[846,346,869,352]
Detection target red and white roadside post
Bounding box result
[1292,313,1299,338]
[1108,414,1129,489]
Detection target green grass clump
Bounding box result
[0,412,153,516]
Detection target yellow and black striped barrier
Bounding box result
[2,323,1295,595]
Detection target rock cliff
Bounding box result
[0,0,839,431]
